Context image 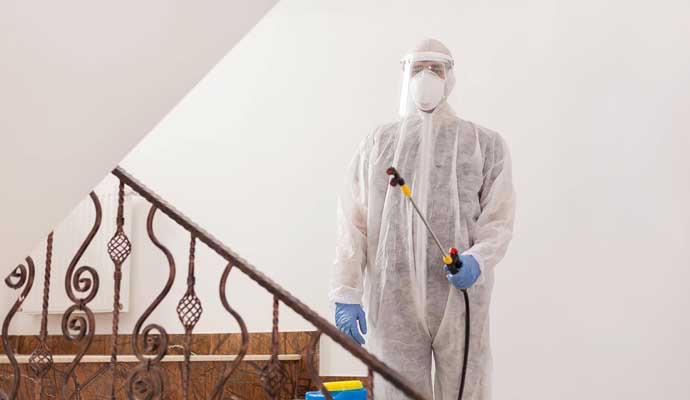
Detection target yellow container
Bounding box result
[323,380,364,391]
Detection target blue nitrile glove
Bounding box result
[334,303,367,345]
[445,254,481,289]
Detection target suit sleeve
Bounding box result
[463,133,516,278]
[329,134,373,305]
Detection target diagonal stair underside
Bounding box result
[0,0,278,270]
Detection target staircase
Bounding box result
[0,167,427,400]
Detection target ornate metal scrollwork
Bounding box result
[260,297,290,400]
[1,258,35,400]
[176,234,202,400]
[29,234,55,380]
[61,192,101,400]
[0,168,430,400]
[107,181,132,399]
[126,206,175,400]
[209,263,249,400]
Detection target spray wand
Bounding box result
[386,167,463,274]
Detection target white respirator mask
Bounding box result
[410,69,446,112]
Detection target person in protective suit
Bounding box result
[330,38,516,400]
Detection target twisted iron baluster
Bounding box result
[209,263,249,400]
[29,232,53,393]
[126,206,175,400]
[306,331,333,400]
[260,297,289,400]
[107,181,132,399]
[61,192,101,400]
[368,367,374,400]
[176,234,202,400]
[0,258,35,400]
[28,233,55,398]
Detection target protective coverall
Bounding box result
[330,38,515,400]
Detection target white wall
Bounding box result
[5,1,690,399]
[0,0,277,274]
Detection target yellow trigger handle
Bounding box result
[401,184,412,198]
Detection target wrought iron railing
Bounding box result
[0,167,428,400]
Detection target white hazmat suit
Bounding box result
[330,39,515,399]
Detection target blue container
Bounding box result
[305,388,368,400]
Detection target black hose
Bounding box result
[458,289,470,400]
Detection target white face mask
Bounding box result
[410,69,446,112]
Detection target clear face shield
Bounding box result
[398,52,455,117]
